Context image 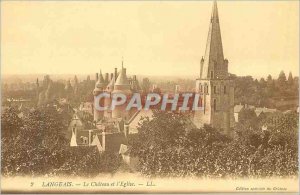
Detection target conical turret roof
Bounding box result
[106,75,115,92]
[115,67,130,86]
[95,70,106,89]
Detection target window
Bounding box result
[214,86,217,94]
[205,85,208,93]
[224,86,227,94]
[213,99,217,111]
[199,85,203,92]
[210,71,214,79]
[199,97,203,107]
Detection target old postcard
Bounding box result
[1,0,299,194]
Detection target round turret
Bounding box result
[93,70,106,96]
[112,67,131,95]
[112,67,132,119]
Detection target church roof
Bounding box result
[234,104,244,113]
[201,0,224,79]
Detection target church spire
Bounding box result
[200,0,226,79]
[211,0,219,23]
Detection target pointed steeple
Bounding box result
[94,69,106,89]
[211,0,219,23]
[201,0,226,79]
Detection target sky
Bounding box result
[1,1,299,79]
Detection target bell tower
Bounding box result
[194,1,234,134]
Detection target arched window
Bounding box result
[224,86,227,94]
[213,99,217,111]
[210,71,214,79]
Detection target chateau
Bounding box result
[69,1,234,153]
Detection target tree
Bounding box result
[1,106,69,176]
[129,111,231,177]
[267,74,273,85]
[1,105,122,177]
[1,107,22,138]
[237,108,258,128]
[277,70,287,87]
[287,72,294,85]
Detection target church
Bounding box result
[69,0,234,154]
[193,1,235,135]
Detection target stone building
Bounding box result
[193,1,235,134]
[93,63,140,124]
[70,1,235,154]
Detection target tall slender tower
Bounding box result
[112,65,132,120]
[93,70,106,121]
[194,1,234,134]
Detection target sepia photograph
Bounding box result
[1,0,299,194]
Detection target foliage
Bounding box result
[1,107,23,138]
[130,111,298,178]
[1,106,121,177]
[231,71,298,109]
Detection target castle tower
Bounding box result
[112,64,132,120]
[93,70,106,121]
[104,74,115,118]
[194,1,234,134]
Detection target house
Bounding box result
[126,110,154,134]
[254,107,277,117]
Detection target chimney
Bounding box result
[114,68,118,81]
